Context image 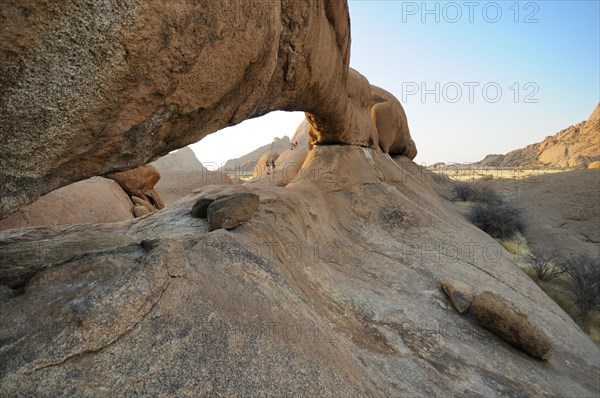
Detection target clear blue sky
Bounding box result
[193,1,599,166]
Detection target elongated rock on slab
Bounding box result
[472,291,555,360]
[207,193,260,230]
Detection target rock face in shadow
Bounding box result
[1,0,415,217]
[107,164,164,210]
[0,177,134,230]
[1,146,598,396]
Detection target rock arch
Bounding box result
[0,0,416,218]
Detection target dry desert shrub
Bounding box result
[469,203,524,240]
[560,255,600,319]
[526,247,566,282]
[452,182,502,205]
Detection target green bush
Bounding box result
[469,203,524,239]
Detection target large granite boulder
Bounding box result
[0,177,133,230]
[0,147,597,396]
[107,164,164,210]
[1,0,420,217]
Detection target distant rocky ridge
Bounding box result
[152,147,233,205]
[151,147,205,173]
[476,103,600,169]
[221,119,310,175]
[221,136,292,172]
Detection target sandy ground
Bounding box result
[433,168,567,182]
[439,169,600,260]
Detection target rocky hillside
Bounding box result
[477,103,600,168]
[485,169,600,259]
[152,147,205,173]
[152,147,233,206]
[1,147,598,396]
[221,136,292,172]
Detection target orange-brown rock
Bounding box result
[1,146,596,396]
[0,1,417,218]
[472,291,555,360]
[131,196,156,213]
[588,161,600,169]
[369,84,417,158]
[133,205,152,218]
[0,177,133,230]
[107,165,164,210]
[475,103,599,168]
[252,151,280,179]
[276,148,310,185]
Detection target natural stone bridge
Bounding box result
[0,0,415,218]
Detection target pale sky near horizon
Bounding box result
[192,0,599,167]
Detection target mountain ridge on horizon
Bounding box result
[464,103,599,169]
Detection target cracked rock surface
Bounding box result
[1,146,598,396]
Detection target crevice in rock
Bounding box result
[27,278,171,375]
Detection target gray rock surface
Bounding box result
[1,147,597,396]
[207,193,260,230]
[191,198,215,219]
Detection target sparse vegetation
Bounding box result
[469,203,524,240]
[561,255,600,320]
[454,182,523,239]
[452,182,522,239]
[498,232,528,258]
[453,182,502,205]
[450,180,600,347]
[526,247,565,282]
